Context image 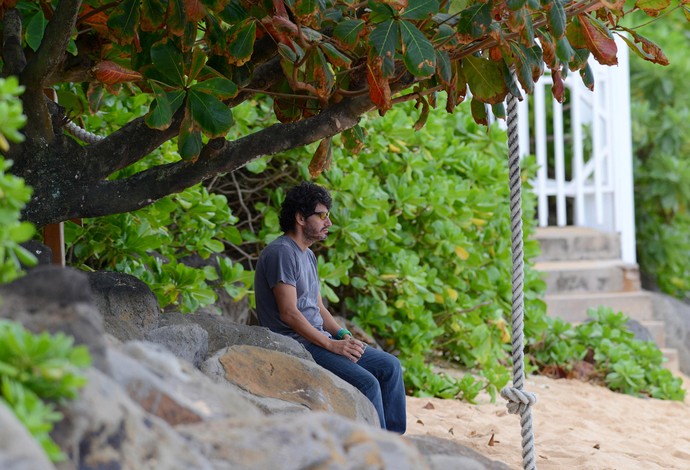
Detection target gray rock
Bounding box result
[159,312,313,361]
[624,318,655,344]
[52,368,212,470]
[20,240,53,267]
[0,402,55,470]
[88,271,160,342]
[0,266,108,372]
[212,344,379,426]
[405,434,513,470]
[650,291,690,374]
[108,341,262,425]
[176,412,431,470]
[145,323,208,367]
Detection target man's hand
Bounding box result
[328,336,367,363]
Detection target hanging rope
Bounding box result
[64,120,104,144]
[499,83,538,470]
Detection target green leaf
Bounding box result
[507,0,527,9]
[187,48,208,84]
[145,84,184,130]
[227,19,257,66]
[457,3,492,39]
[25,10,47,52]
[367,1,396,22]
[141,0,167,30]
[401,0,440,20]
[333,19,365,48]
[556,36,575,63]
[400,21,436,77]
[370,19,400,61]
[546,0,566,39]
[150,42,186,87]
[166,0,186,36]
[219,0,249,22]
[320,42,352,67]
[463,55,508,104]
[178,121,203,160]
[635,0,671,16]
[187,89,234,137]
[191,77,238,99]
[436,50,452,84]
[107,0,141,45]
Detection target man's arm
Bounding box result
[273,282,363,361]
[318,294,349,338]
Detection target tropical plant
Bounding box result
[629,11,690,300]
[529,306,685,400]
[0,319,92,462]
[0,76,35,282]
[0,0,680,228]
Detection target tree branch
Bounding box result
[20,0,81,143]
[63,92,377,220]
[2,9,26,77]
[23,0,81,89]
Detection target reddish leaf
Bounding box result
[93,61,143,85]
[185,0,207,22]
[635,0,671,17]
[622,31,670,66]
[308,137,332,178]
[79,5,110,35]
[366,56,392,113]
[551,68,565,103]
[579,15,617,66]
[272,0,290,18]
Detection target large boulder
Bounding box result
[159,311,313,361]
[108,341,262,425]
[145,323,209,367]
[202,344,379,426]
[176,412,430,470]
[88,271,160,342]
[52,368,212,470]
[406,434,513,470]
[0,403,55,470]
[0,265,108,372]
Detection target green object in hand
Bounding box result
[335,328,352,340]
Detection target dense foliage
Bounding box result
[66,94,685,401]
[630,12,690,301]
[529,306,685,400]
[0,0,681,226]
[0,320,92,461]
[0,76,35,283]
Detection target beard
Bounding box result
[304,224,328,243]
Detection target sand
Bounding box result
[406,373,690,469]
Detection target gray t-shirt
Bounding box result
[254,235,330,345]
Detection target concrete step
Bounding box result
[533,226,621,262]
[544,291,654,323]
[661,348,680,372]
[535,259,641,294]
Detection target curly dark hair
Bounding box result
[279,182,332,232]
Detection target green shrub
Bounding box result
[0,320,91,461]
[529,307,685,401]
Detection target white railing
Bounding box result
[516,37,636,263]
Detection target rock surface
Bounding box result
[0,266,512,469]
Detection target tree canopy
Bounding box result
[0,0,682,226]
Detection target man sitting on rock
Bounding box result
[254,181,407,434]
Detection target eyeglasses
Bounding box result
[306,210,330,220]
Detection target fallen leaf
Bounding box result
[423,402,435,410]
[416,419,424,425]
[593,443,601,449]
[448,427,454,435]
[488,433,500,446]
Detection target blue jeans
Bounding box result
[305,343,407,434]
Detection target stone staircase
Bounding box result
[533,226,679,371]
